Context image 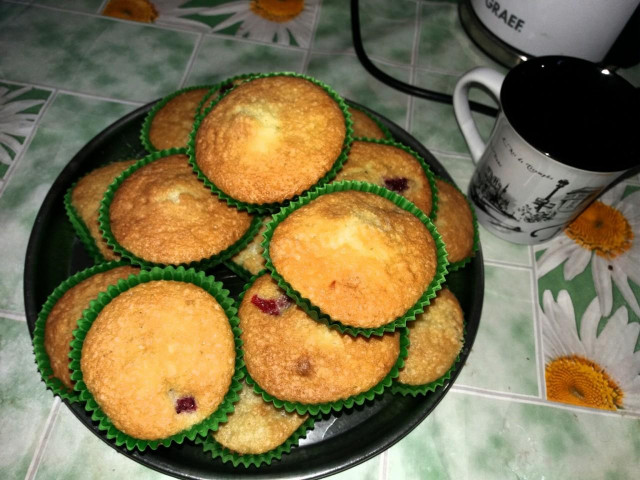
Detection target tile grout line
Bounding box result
[0,310,26,322]
[405,0,423,133]
[178,33,206,89]
[24,397,61,480]
[299,3,322,74]
[379,449,389,480]
[0,89,58,200]
[530,244,548,399]
[482,259,533,271]
[451,384,640,419]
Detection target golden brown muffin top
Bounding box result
[81,280,236,440]
[44,266,139,389]
[212,381,308,455]
[71,160,137,261]
[239,275,401,404]
[149,88,210,151]
[334,141,433,215]
[109,154,253,265]
[269,190,437,329]
[195,76,346,204]
[397,288,464,385]
[348,107,386,140]
[434,179,474,264]
[230,216,271,275]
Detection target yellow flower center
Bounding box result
[103,0,158,23]
[250,0,305,23]
[565,201,633,260]
[545,355,623,410]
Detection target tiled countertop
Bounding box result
[1,1,639,479]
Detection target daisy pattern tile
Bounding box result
[537,184,640,318]
[541,290,640,412]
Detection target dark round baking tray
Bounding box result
[24,99,484,479]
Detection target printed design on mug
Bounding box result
[540,290,640,412]
[536,184,640,319]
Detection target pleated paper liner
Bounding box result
[68,266,245,451]
[139,83,214,154]
[237,271,409,415]
[195,369,316,468]
[32,260,139,403]
[186,71,355,214]
[262,180,449,338]
[98,147,263,270]
[64,182,106,264]
[337,137,439,220]
[348,103,393,141]
[64,159,138,264]
[434,176,479,272]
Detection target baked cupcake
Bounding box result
[333,140,436,216]
[396,288,464,387]
[267,186,441,330]
[67,160,137,261]
[192,74,350,208]
[74,275,238,443]
[34,263,139,398]
[348,106,388,140]
[101,150,255,267]
[433,178,476,266]
[228,215,271,277]
[239,274,402,410]
[211,380,309,455]
[144,87,212,151]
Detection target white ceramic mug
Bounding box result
[453,56,639,244]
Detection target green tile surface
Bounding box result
[0,4,197,102]
[455,264,538,395]
[387,391,640,479]
[0,94,134,312]
[0,317,54,479]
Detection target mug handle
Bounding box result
[453,67,505,165]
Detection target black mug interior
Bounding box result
[501,56,640,173]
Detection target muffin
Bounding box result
[147,87,211,151]
[239,274,401,405]
[79,279,237,440]
[69,160,137,261]
[105,152,253,265]
[43,265,139,390]
[194,75,348,205]
[433,178,475,264]
[229,215,271,276]
[211,380,309,455]
[396,288,464,385]
[333,140,435,215]
[348,106,387,139]
[268,189,438,329]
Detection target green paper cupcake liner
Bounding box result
[98,147,263,270]
[195,371,316,468]
[194,73,259,123]
[236,272,409,415]
[68,266,245,451]
[32,261,139,403]
[140,84,214,154]
[262,180,449,338]
[434,176,479,272]
[186,71,354,214]
[347,103,393,141]
[391,323,466,396]
[343,137,439,220]
[64,182,106,264]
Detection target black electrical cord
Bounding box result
[350,0,499,117]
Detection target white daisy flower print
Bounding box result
[541,289,640,411]
[0,86,44,167]
[537,183,640,317]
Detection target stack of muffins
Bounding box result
[32,72,478,467]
